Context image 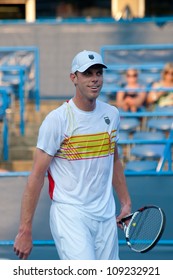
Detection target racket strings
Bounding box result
[127,208,163,252]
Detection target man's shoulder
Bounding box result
[46,101,68,117]
[40,102,68,127]
[98,99,119,115]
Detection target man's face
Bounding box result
[71,65,104,101]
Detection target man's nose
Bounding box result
[91,74,99,81]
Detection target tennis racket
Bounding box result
[119,205,166,253]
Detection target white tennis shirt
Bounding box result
[37,99,120,221]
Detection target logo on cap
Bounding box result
[88,54,94,60]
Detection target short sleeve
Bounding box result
[36,111,62,156]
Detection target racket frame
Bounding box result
[120,205,166,253]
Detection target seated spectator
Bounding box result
[147,62,173,108]
[116,69,147,112]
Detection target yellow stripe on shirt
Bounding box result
[55,130,117,160]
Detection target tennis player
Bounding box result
[14,50,131,260]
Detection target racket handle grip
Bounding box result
[121,214,133,223]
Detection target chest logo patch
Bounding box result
[104,116,110,125]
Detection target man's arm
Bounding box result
[112,145,131,224]
[14,148,53,259]
[130,91,147,107]
[116,91,125,108]
[146,82,166,104]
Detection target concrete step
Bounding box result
[9,121,40,138]
[11,160,33,171]
[8,100,64,129]
[9,136,37,147]
[9,146,35,161]
[1,99,64,171]
[0,160,33,172]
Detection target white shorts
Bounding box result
[50,201,119,260]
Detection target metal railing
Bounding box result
[0,46,40,112]
[0,89,9,160]
[0,65,26,135]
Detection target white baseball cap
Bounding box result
[71,50,107,73]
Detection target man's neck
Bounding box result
[72,96,96,112]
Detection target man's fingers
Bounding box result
[19,252,28,260]
[14,246,30,260]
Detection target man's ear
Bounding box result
[70,73,77,86]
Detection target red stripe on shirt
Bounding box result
[48,171,55,200]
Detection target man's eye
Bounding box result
[84,71,91,76]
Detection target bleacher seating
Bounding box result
[118,110,173,172]
[100,44,173,173]
[0,43,173,174]
[119,117,140,132]
[147,118,173,132]
[0,47,40,111]
[0,47,40,158]
[125,160,158,172]
[100,44,173,104]
[0,47,40,164]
